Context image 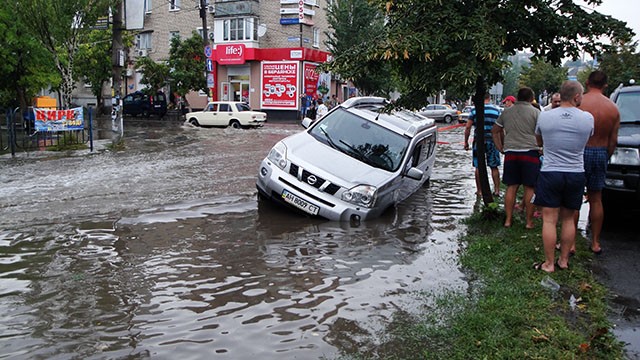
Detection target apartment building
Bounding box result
[126,0,343,120]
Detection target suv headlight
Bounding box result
[342,185,377,208]
[267,142,288,170]
[609,147,640,166]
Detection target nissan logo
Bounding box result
[307,175,317,185]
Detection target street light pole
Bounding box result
[111,0,124,144]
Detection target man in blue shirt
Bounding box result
[464,93,502,197]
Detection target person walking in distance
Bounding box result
[316,98,329,120]
[578,70,620,254]
[533,81,594,273]
[464,93,502,197]
[492,87,541,229]
[543,92,561,111]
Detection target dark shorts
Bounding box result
[473,140,501,168]
[584,147,608,191]
[503,150,541,186]
[533,171,586,210]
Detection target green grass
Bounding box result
[342,205,625,359]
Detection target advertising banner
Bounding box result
[303,62,319,97]
[261,61,299,110]
[34,107,84,132]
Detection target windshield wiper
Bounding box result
[319,127,340,151]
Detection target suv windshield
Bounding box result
[616,91,640,123]
[308,108,409,172]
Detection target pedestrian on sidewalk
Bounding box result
[577,70,620,255]
[532,80,594,273]
[492,87,541,229]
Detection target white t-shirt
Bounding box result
[535,107,594,172]
[316,104,328,119]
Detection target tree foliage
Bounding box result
[74,29,113,113]
[323,0,396,96]
[168,32,208,98]
[18,0,112,108]
[519,59,567,99]
[328,0,633,206]
[0,1,59,110]
[596,41,640,94]
[135,57,170,94]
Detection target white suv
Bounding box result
[256,97,437,223]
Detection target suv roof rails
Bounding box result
[341,96,388,109]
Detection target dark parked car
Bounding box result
[604,85,640,210]
[123,91,167,118]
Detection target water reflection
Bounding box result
[0,123,475,358]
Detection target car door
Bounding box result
[217,103,233,126]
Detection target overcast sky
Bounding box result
[574,0,640,45]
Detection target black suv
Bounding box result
[604,85,640,209]
[123,91,167,118]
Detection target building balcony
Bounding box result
[214,0,259,18]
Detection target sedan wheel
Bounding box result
[230,120,242,129]
[444,115,452,124]
[189,118,200,127]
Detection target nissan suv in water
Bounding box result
[605,85,640,210]
[256,97,437,222]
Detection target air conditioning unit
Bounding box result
[207,5,215,14]
[137,49,148,57]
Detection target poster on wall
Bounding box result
[261,61,299,110]
[303,62,319,97]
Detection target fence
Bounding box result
[1,107,94,156]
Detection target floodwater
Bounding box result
[0,119,476,359]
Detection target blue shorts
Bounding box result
[533,171,586,210]
[473,140,501,168]
[502,150,541,186]
[584,147,608,191]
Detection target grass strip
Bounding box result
[350,207,625,359]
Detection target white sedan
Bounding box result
[186,101,267,128]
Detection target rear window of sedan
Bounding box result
[236,103,252,112]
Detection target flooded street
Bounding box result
[0,120,476,359]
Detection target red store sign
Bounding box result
[216,44,246,65]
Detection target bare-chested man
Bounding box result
[578,71,620,254]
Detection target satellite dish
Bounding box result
[257,24,267,37]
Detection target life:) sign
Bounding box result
[216,44,246,65]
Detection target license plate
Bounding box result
[282,190,319,215]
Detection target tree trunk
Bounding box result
[473,75,495,206]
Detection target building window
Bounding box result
[169,31,180,45]
[170,0,180,11]
[222,18,257,42]
[137,32,153,50]
[144,0,152,13]
[313,27,320,48]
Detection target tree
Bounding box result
[19,0,111,108]
[324,0,396,96]
[74,29,113,114]
[135,57,170,94]
[0,1,59,110]
[168,32,207,100]
[519,59,567,100]
[331,0,633,207]
[596,41,640,94]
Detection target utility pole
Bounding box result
[111,0,124,144]
[199,0,210,100]
[200,0,209,47]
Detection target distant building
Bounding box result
[121,0,343,120]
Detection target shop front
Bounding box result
[211,44,334,121]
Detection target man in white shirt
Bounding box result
[316,98,328,120]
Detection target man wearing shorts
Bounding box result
[492,87,541,229]
[578,71,620,254]
[533,81,594,273]
[464,93,502,197]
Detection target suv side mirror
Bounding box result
[301,117,314,128]
[405,167,424,180]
